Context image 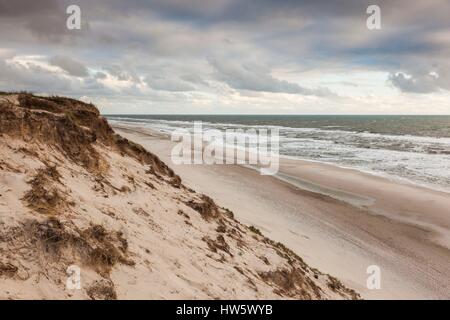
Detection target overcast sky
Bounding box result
[0,0,449,114]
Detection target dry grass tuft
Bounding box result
[23,166,68,215]
[87,279,117,300]
[248,225,263,236]
[25,218,134,276]
[186,195,220,221]
[0,262,18,278]
[202,235,232,256]
[258,267,319,299]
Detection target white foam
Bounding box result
[108,117,450,193]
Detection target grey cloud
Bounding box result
[94,71,107,79]
[209,59,334,96]
[389,67,450,94]
[0,57,73,93]
[1,1,449,70]
[145,76,195,92]
[389,73,436,94]
[49,56,89,77]
[0,0,84,42]
[0,0,60,16]
[0,57,112,97]
[105,65,141,83]
[180,73,208,86]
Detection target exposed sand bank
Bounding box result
[113,123,450,299]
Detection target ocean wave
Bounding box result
[107,116,450,192]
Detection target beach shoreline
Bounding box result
[112,122,450,299]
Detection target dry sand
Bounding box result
[113,123,450,300]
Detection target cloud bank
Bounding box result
[0,0,449,113]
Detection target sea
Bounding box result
[106,115,450,193]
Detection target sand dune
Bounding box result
[0,93,359,300]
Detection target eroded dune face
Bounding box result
[0,93,359,300]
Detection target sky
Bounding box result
[0,0,449,114]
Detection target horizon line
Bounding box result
[102,113,450,116]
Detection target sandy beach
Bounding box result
[1,94,361,300]
[113,123,450,300]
